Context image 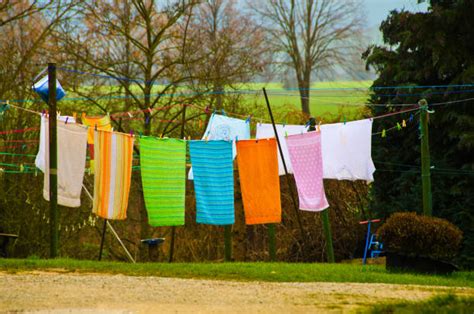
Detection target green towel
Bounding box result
[140,137,186,226]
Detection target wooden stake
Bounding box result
[48,63,58,258]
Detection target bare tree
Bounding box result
[256,0,365,114]
[186,0,271,110]
[57,0,199,135]
[0,0,53,27]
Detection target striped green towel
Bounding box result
[140,137,186,226]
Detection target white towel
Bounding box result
[35,115,76,173]
[256,123,308,175]
[43,120,88,207]
[320,119,376,182]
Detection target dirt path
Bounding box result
[1,271,473,313]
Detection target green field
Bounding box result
[62,80,372,123]
[1,258,472,288]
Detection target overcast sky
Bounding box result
[365,0,429,28]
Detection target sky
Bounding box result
[365,0,429,28]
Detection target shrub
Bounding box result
[378,212,463,261]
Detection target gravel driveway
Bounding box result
[1,271,473,313]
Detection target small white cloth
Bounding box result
[256,123,308,175]
[42,119,88,207]
[320,119,375,182]
[188,113,250,180]
[35,115,76,172]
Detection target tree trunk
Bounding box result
[298,80,311,115]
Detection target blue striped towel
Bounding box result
[189,140,234,225]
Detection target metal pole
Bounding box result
[308,118,334,263]
[224,225,232,261]
[98,219,107,260]
[419,99,432,216]
[48,63,58,258]
[168,104,187,263]
[362,221,371,265]
[268,224,276,261]
[262,88,305,241]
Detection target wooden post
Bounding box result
[98,219,107,260]
[224,225,232,261]
[308,118,335,263]
[168,104,187,263]
[48,63,58,258]
[419,99,433,216]
[262,88,306,241]
[268,224,276,261]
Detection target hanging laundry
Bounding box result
[236,139,281,224]
[93,130,134,220]
[82,114,112,173]
[286,131,329,211]
[256,123,308,175]
[189,140,234,225]
[320,119,376,182]
[35,115,76,173]
[42,119,88,208]
[140,137,186,227]
[188,113,250,180]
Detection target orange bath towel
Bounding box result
[236,138,282,225]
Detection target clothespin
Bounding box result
[73,112,77,120]
[317,121,321,132]
[343,115,346,125]
[145,116,150,125]
[22,144,27,150]
[221,109,226,116]
[188,136,191,141]
[396,122,401,131]
[127,112,133,118]
[305,120,311,128]
[381,129,386,138]
[285,130,288,137]
[235,136,238,142]
[205,136,209,142]
[245,115,252,123]
[409,113,414,122]
[65,117,69,124]
[82,112,86,119]
[138,131,143,138]
[20,164,24,172]
[205,105,210,114]
[402,119,406,127]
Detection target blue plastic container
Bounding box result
[32,75,66,103]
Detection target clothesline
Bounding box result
[57,66,474,91]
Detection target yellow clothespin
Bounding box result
[402,119,406,127]
[381,129,386,138]
[73,112,77,120]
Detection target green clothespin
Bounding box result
[381,129,386,138]
[396,122,402,131]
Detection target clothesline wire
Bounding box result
[57,67,474,91]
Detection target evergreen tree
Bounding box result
[364,0,474,268]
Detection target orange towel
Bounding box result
[82,115,112,144]
[236,138,282,225]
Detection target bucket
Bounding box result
[32,75,66,103]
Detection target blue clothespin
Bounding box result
[305,120,311,128]
[65,117,69,124]
[245,115,252,123]
[235,136,238,142]
[145,116,150,125]
[409,113,414,122]
[221,109,226,116]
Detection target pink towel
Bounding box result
[285,131,329,211]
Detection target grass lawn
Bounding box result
[364,294,474,313]
[1,258,472,288]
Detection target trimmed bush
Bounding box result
[378,212,462,261]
